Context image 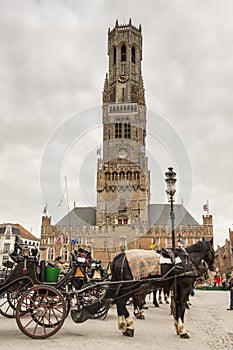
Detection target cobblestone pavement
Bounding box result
[0,290,232,350]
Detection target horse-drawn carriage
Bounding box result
[0,237,108,319]
[10,238,215,340]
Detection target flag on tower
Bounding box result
[43,205,47,215]
[203,202,209,212]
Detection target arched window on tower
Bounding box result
[131,47,136,64]
[112,172,118,180]
[127,171,132,180]
[121,45,126,62]
[120,171,125,180]
[115,122,122,138]
[105,172,110,180]
[124,121,131,139]
[113,46,116,65]
[122,88,125,102]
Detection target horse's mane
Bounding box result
[185,240,207,254]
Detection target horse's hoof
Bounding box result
[134,313,145,320]
[153,303,159,307]
[180,333,190,339]
[166,301,169,304]
[123,329,134,337]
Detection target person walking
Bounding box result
[227,270,233,310]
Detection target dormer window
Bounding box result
[6,225,12,234]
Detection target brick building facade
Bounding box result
[215,229,233,275]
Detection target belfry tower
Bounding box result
[96,19,150,227]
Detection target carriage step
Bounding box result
[71,309,92,323]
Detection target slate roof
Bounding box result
[148,204,200,228]
[56,207,97,230]
[55,204,200,231]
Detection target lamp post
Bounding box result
[165,167,177,249]
[119,233,127,252]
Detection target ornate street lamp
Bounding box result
[165,167,177,249]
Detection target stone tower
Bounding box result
[96,19,150,227]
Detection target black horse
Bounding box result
[106,238,215,338]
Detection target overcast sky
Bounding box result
[1,0,232,248]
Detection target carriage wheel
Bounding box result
[16,285,66,339]
[0,279,33,318]
[79,284,107,306]
[78,284,109,319]
[90,304,109,320]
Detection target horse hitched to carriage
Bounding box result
[13,238,215,339]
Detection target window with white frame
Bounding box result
[47,247,55,261]
[3,243,10,253]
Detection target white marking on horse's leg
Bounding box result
[126,316,135,330]
[118,315,127,332]
[174,318,178,333]
[134,306,145,319]
[177,317,188,337]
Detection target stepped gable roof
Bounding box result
[15,224,40,241]
[148,204,200,228]
[56,207,96,231]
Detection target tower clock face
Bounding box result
[118,148,128,159]
[117,73,129,83]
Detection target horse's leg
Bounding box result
[164,288,170,304]
[153,289,159,307]
[174,284,191,339]
[116,297,135,337]
[158,288,163,304]
[133,293,145,320]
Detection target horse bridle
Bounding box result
[203,244,215,271]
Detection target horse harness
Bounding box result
[161,248,199,278]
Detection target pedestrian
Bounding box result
[222,273,227,291]
[227,270,233,310]
[54,256,65,271]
